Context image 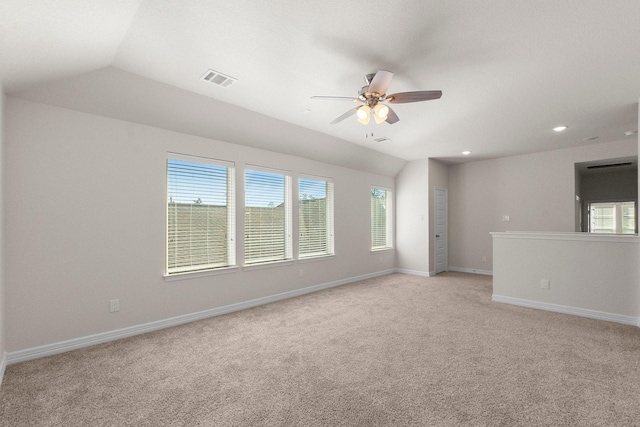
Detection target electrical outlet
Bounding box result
[299,269,304,278]
[109,299,120,313]
[482,256,487,263]
[540,279,550,290]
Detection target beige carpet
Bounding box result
[1,272,639,426]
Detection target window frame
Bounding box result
[298,175,335,260]
[371,186,394,251]
[165,153,236,277]
[243,166,293,266]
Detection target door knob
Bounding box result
[436,234,441,237]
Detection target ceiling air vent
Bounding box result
[201,69,236,87]
[373,137,392,143]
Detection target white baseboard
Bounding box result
[7,269,396,365]
[492,294,640,327]
[0,352,6,386]
[396,268,495,277]
[394,268,435,277]
[448,266,493,276]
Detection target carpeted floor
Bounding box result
[1,272,639,426]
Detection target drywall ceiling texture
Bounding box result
[0,0,142,92]
[107,1,640,161]
[2,1,640,166]
[13,68,406,177]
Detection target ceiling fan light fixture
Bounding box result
[373,104,389,124]
[357,105,371,125]
[313,70,442,125]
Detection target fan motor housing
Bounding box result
[358,86,384,105]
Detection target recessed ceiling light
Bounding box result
[624,130,638,136]
[553,125,568,132]
[462,151,472,155]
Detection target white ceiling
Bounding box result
[2,0,640,167]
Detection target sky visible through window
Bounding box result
[167,159,228,205]
[245,169,284,207]
[168,160,327,207]
[299,177,327,200]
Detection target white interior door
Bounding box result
[435,187,448,274]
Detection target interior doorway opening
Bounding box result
[574,156,638,234]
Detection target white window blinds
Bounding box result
[166,156,235,274]
[299,177,334,258]
[371,187,393,250]
[244,168,292,264]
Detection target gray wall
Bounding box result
[580,169,638,202]
[3,91,639,362]
[493,233,639,320]
[447,139,638,272]
[395,159,430,275]
[4,97,396,352]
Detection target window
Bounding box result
[244,168,292,264]
[589,201,636,234]
[166,155,235,274]
[299,177,334,258]
[371,187,393,250]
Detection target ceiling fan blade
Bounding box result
[311,96,360,102]
[385,106,399,124]
[386,90,442,103]
[330,107,358,124]
[368,70,394,95]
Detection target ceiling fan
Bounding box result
[311,70,442,125]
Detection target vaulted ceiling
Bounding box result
[2,0,639,168]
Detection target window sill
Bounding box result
[298,254,336,264]
[164,265,239,282]
[371,247,394,253]
[242,259,295,272]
